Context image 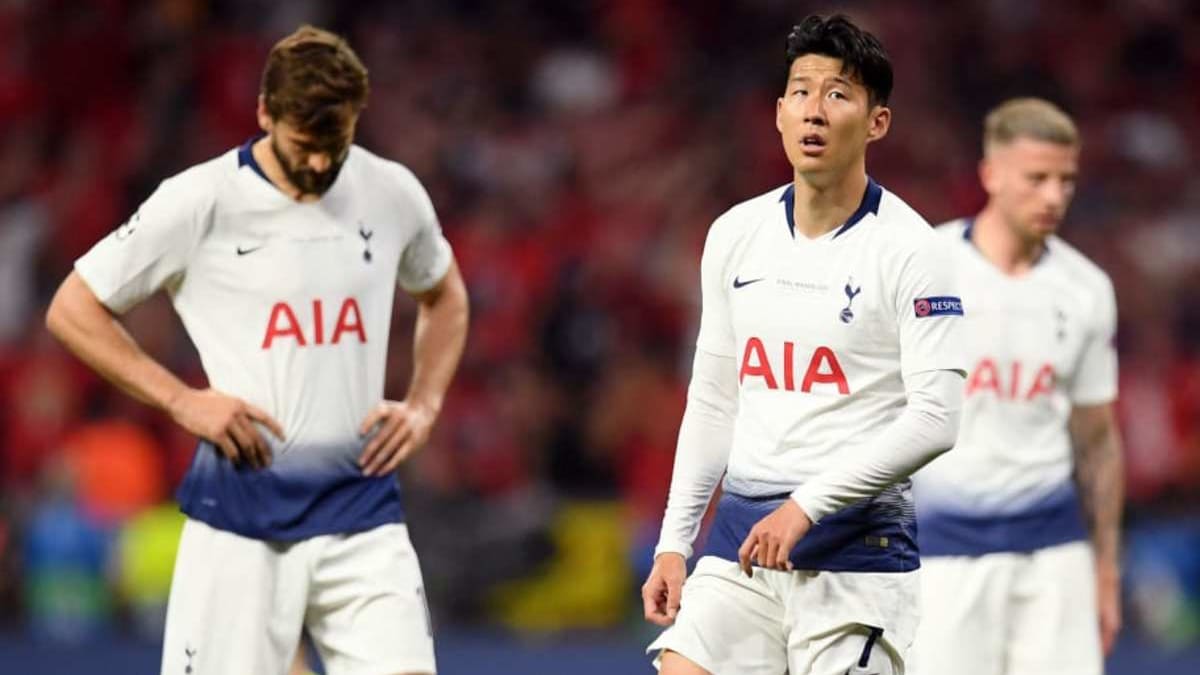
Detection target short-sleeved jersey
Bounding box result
[914,218,1117,556]
[75,139,453,541]
[700,179,965,572]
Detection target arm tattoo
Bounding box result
[1071,405,1125,566]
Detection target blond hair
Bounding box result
[983,98,1078,154]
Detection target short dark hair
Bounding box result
[261,25,369,138]
[784,15,893,107]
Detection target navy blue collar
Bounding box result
[237,135,271,185]
[780,177,883,239]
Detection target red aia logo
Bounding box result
[965,358,1055,400]
[738,337,850,394]
[262,298,367,349]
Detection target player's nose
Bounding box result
[1042,179,1069,209]
[801,97,827,126]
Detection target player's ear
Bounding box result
[256,95,273,133]
[776,97,785,135]
[979,156,997,194]
[866,105,891,143]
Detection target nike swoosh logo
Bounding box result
[733,276,764,289]
[236,245,264,256]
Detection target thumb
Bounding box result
[359,404,386,436]
[738,534,756,577]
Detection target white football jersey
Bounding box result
[74,139,453,540]
[699,179,965,572]
[914,218,1117,556]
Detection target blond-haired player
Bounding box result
[911,98,1124,674]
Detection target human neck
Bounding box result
[971,206,1045,276]
[790,167,868,240]
[251,135,316,203]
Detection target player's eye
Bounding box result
[828,90,848,100]
[792,88,807,97]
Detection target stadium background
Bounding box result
[1,0,1198,672]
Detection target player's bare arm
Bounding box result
[46,270,283,468]
[1070,401,1125,654]
[359,259,469,476]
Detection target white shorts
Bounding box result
[909,541,1101,675]
[161,519,436,675]
[648,556,919,674]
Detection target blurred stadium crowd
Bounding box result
[0,0,1198,653]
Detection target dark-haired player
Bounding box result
[641,14,965,674]
[46,25,468,675]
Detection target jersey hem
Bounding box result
[177,505,405,543]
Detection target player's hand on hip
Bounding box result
[168,388,284,469]
[358,399,435,476]
[642,552,687,627]
[1096,557,1122,654]
[737,499,812,577]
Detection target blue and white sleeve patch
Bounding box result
[913,296,963,317]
